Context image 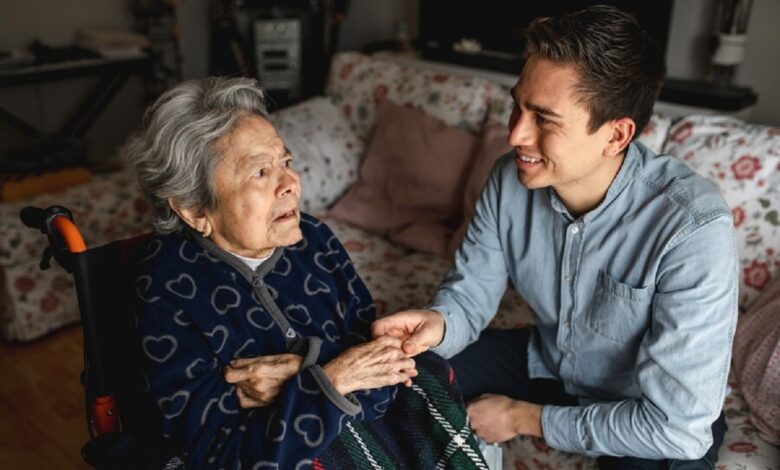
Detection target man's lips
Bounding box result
[515,152,544,170]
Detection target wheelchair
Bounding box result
[21,205,183,470]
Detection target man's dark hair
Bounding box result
[525,4,666,135]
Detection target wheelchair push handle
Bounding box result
[19,206,49,232]
[20,205,87,254]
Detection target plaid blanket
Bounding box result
[315,352,488,469]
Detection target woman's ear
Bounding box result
[168,198,212,236]
[604,117,636,157]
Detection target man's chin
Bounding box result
[516,170,545,189]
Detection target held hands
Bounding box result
[223,353,303,409]
[467,394,543,443]
[323,335,418,396]
[370,309,446,356]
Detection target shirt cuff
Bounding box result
[541,405,591,455]
[308,365,362,416]
[427,306,460,359]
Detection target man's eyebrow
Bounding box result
[511,87,563,119]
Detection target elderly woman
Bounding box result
[126,77,486,470]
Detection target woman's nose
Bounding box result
[276,167,299,198]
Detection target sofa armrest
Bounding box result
[0,169,151,268]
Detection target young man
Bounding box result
[372,5,737,468]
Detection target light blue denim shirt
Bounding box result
[430,141,738,459]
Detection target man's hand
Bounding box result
[371,309,445,356]
[467,394,543,443]
[224,353,303,408]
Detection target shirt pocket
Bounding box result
[587,271,653,344]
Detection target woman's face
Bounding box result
[205,114,302,258]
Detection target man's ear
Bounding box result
[168,198,212,237]
[604,117,636,157]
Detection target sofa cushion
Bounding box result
[326,52,496,140]
[731,274,780,445]
[448,122,513,255]
[329,100,478,256]
[663,115,780,310]
[270,96,363,213]
[0,255,80,341]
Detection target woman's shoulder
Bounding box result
[295,212,340,248]
[133,231,219,277]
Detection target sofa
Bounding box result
[1,51,778,468]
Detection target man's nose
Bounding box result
[508,111,536,148]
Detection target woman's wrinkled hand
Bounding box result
[224,353,303,408]
[323,335,418,396]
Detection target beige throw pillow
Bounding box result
[328,100,478,256]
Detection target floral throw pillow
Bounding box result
[663,115,780,310]
[325,52,494,140]
[270,97,363,214]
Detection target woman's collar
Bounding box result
[185,227,284,280]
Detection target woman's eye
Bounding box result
[284,160,293,168]
[254,168,266,178]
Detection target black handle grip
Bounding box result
[20,206,48,232]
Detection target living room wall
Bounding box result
[0,0,209,161]
[1,0,776,163]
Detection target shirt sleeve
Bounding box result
[541,216,738,459]
[136,292,361,470]
[429,162,511,358]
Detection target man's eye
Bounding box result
[536,114,550,125]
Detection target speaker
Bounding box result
[253,18,302,100]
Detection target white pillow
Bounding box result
[270,96,363,214]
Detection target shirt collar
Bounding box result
[547,141,642,223]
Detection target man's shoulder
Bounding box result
[634,142,731,225]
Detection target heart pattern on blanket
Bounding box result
[159,390,189,418]
[143,334,177,363]
[165,273,197,299]
[211,285,241,315]
[294,414,325,447]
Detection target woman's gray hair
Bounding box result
[125,76,269,234]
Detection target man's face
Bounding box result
[509,55,617,208]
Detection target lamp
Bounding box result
[709,0,754,84]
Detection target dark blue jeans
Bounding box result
[449,328,727,470]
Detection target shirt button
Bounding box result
[565,352,572,358]
[570,225,580,234]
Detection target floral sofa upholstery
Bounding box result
[1,52,778,468]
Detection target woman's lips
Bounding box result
[273,209,297,222]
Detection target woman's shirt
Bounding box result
[134,213,395,469]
